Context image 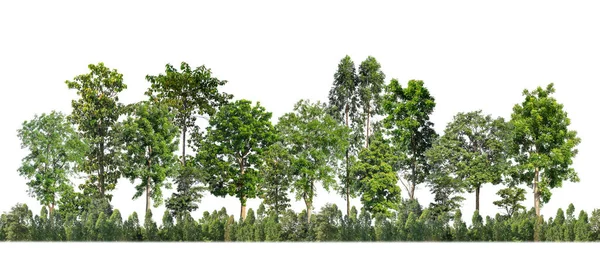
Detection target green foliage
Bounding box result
[510,84,581,208]
[197,99,276,219]
[277,99,350,221]
[4,203,33,241]
[357,56,386,147]
[382,79,437,200]
[17,111,87,214]
[259,142,293,219]
[493,187,526,217]
[146,62,231,218]
[353,132,401,217]
[66,62,127,200]
[120,100,180,212]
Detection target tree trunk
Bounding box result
[345,105,350,217]
[410,183,416,200]
[475,185,480,211]
[50,203,54,215]
[306,200,312,223]
[240,158,247,221]
[182,125,187,166]
[99,140,105,197]
[146,176,151,213]
[365,106,370,148]
[534,167,541,242]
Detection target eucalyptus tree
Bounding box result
[196,99,276,220]
[17,111,87,214]
[510,84,581,241]
[120,100,180,213]
[277,99,350,223]
[382,79,437,200]
[328,55,362,216]
[357,56,385,148]
[66,62,127,200]
[145,62,231,217]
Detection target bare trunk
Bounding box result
[50,203,54,215]
[99,140,105,197]
[345,106,350,216]
[366,106,370,148]
[475,185,480,211]
[146,176,151,213]
[410,184,416,200]
[534,167,541,242]
[182,126,187,165]
[306,200,312,223]
[240,158,247,221]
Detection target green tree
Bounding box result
[146,62,231,217]
[277,100,350,222]
[143,209,159,241]
[258,142,292,220]
[451,209,468,241]
[357,56,385,148]
[328,55,362,216]
[425,136,466,216]
[66,62,127,200]
[121,100,180,213]
[382,79,437,200]
[574,210,590,241]
[108,209,123,241]
[197,99,276,220]
[428,111,509,211]
[589,209,600,241]
[493,187,526,217]
[17,111,87,214]
[353,132,401,217]
[510,84,581,241]
[123,211,143,241]
[4,203,33,241]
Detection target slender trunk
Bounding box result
[306,200,312,224]
[475,185,480,211]
[534,167,541,242]
[410,183,416,200]
[345,106,350,217]
[410,150,417,200]
[240,158,247,221]
[146,176,151,213]
[99,140,105,197]
[182,125,187,166]
[366,106,370,148]
[50,203,54,215]
[147,146,152,213]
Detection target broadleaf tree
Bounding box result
[509,83,581,241]
[120,100,180,213]
[258,142,293,220]
[145,62,231,217]
[196,99,276,221]
[66,62,127,201]
[357,56,385,148]
[277,99,350,223]
[17,111,87,214]
[382,79,437,200]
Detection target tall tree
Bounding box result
[66,62,127,200]
[197,99,276,220]
[510,83,581,241]
[145,62,231,217]
[382,79,437,200]
[426,111,510,211]
[493,187,526,217]
[357,56,385,148]
[277,100,350,223]
[353,132,401,217]
[328,55,362,217]
[120,101,180,213]
[259,142,293,220]
[17,111,87,214]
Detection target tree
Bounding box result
[277,100,350,223]
[493,187,526,217]
[4,203,33,241]
[143,209,159,241]
[353,132,401,217]
[427,111,510,211]
[259,142,293,220]
[197,99,276,220]
[510,84,581,241]
[145,62,231,217]
[66,62,127,200]
[120,100,180,213]
[328,55,362,216]
[17,111,87,214]
[382,79,437,200]
[357,56,385,148]
[574,210,590,241]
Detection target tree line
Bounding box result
[5,56,584,241]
